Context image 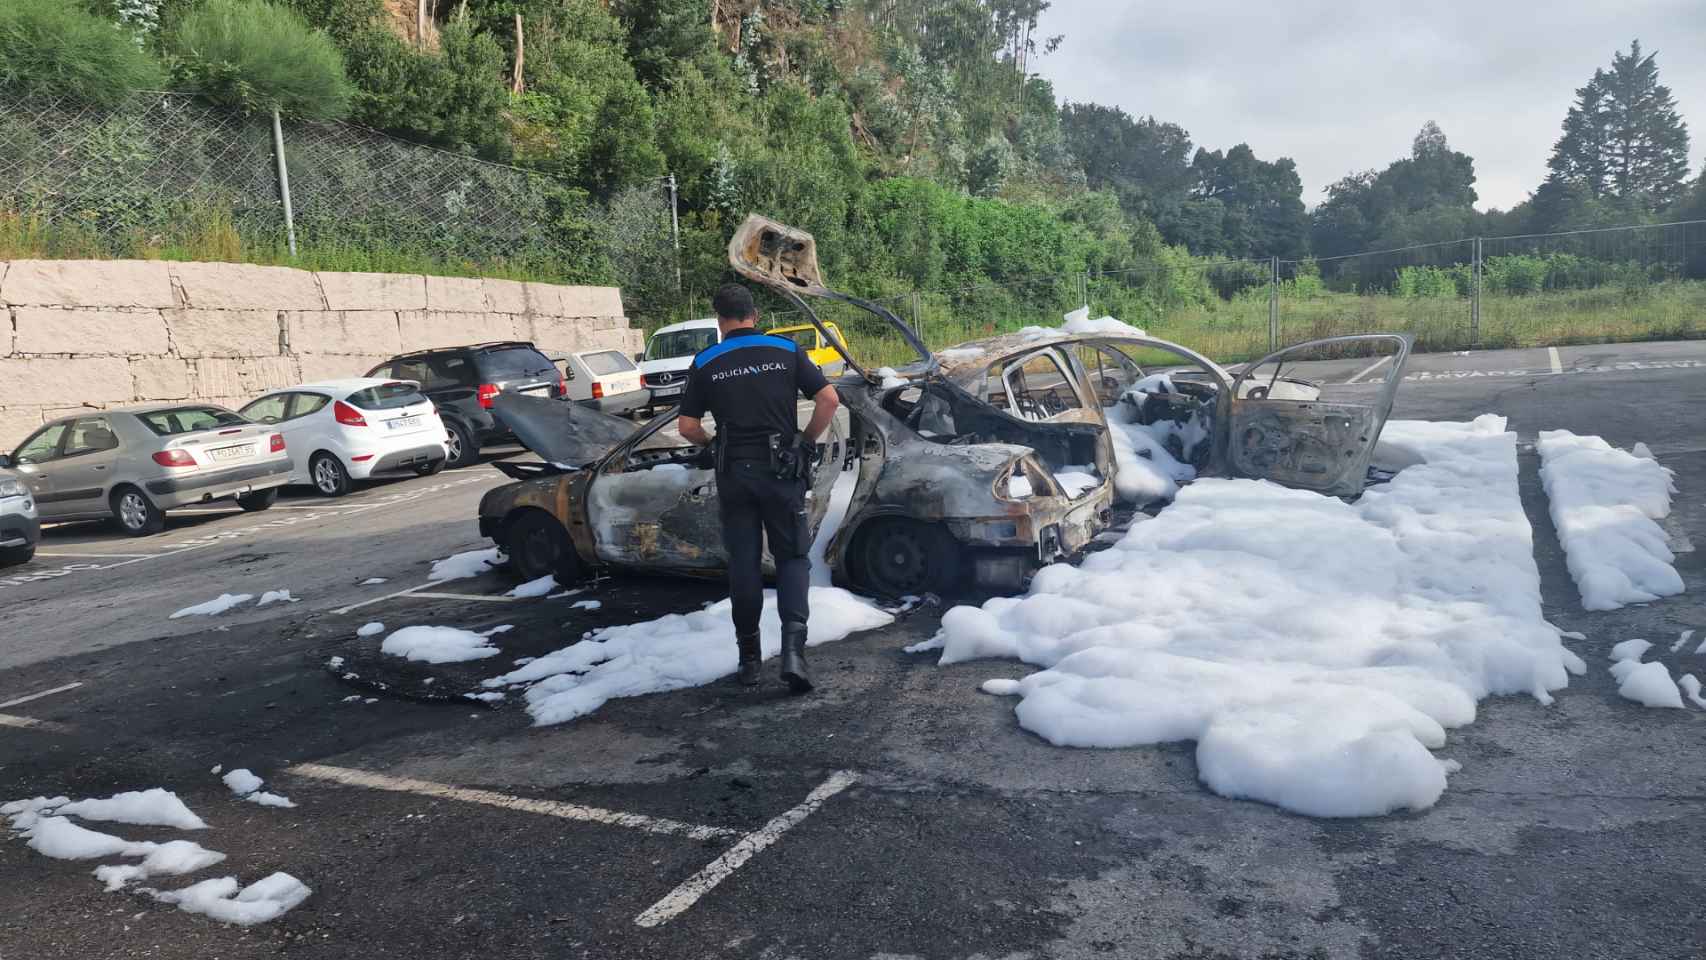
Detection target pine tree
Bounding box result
[1546,41,1691,208]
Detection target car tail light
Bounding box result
[591,381,605,400]
[477,383,500,409]
[153,449,195,467]
[556,373,568,398]
[334,400,367,426]
[269,433,286,453]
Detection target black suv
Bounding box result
[366,342,564,468]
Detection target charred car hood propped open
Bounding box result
[491,392,638,470]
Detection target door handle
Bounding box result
[95,465,107,471]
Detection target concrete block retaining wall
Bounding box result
[0,260,641,449]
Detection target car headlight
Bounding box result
[0,478,24,498]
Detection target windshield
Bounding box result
[477,347,557,380]
[645,328,717,361]
[347,382,424,410]
[583,351,635,376]
[140,407,246,436]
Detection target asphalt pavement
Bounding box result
[1,340,1703,959]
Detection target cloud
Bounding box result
[1036,0,1706,211]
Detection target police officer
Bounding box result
[677,284,840,692]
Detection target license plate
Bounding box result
[652,385,682,397]
[209,444,251,462]
[518,385,549,396]
[388,416,423,431]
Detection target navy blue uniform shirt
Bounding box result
[680,326,830,452]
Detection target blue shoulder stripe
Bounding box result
[694,335,797,366]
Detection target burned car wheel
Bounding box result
[851,518,962,598]
[505,509,583,585]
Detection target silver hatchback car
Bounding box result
[0,405,293,536]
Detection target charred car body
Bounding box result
[477,215,1411,597]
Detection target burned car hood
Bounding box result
[491,392,638,469]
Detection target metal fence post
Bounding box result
[269,109,297,256]
[1268,256,1279,352]
[1470,237,1482,347]
[910,291,922,339]
[1079,271,1089,310]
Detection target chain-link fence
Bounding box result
[0,91,604,280]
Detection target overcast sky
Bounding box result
[1034,0,1706,211]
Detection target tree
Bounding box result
[1310,122,1479,257]
[1059,103,1195,228]
[1546,40,1691,210]
[613,0,714,90]
[1189,144,1308,258]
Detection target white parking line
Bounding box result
[1548,347,1563,374]
[332,582,435,615]
[285,763,740,841]
[0,713,71,733]
[34,551,157,559]
[406,591,520,603]
[634,770,859,928]
[1343,355,1393,385]
[0,681,83,710]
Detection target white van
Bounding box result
[637,317,719,414]
[562,349,646,415]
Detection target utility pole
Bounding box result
[1470,237,1482,347]
[1268,256,1279,351]
[666,172,682,294]
[270,109,297,256]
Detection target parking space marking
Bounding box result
[1548,346,1563,375]
[0,682,83,710]
[285,763,740,841]
[34,551,158,559]
[331,581,435,615]
[1343,355,1393,384]
[0,713,71,733]
[406,591,520,603]
[634,770,859,928]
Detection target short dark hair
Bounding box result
[712,283,756,321]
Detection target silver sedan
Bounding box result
[0,405,293,536]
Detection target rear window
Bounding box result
[769,328,816,350]
[645,328,717,360]
[347,382,424,411]
[140,407,246,436]
[476,347,556,380]
[582,351,635,376]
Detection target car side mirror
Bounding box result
[633,352,644,362]
[0,454,10,469]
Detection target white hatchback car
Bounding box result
[239,379,449,497]
[562,349,647,416]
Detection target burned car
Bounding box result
[477,215,1411,597]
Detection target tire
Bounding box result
[237,487,279,511]
[110,486,165,537]
[850,518,962,599]
[444,420,479,469]
[504,509,583,584]
[310,452,352,497]
[414,458,446,477]
[0,543,34,567]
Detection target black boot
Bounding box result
[735,632,761,687]
[779,624,812,693]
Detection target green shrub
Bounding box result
[166,0,352,118]
[0,0,165,107]
[342,17,510,158]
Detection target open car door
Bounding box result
[1227,334,1412,497]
